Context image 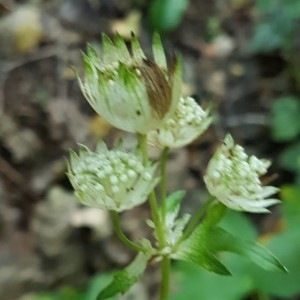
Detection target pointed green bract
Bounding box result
[96,253,150,299]
[131,34,145,60]
[114,33,130,60]
[152,32,167,69]
[101,33,118,64]
[164,190,185,217]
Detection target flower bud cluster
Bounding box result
[204,134,279,213]
[68,143,159,212]
[148,97,212,148]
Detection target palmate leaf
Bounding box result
[172,203,287,275]
[96,252,149,300]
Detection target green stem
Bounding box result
[137,134,169,300]
[160,147,169,223]
[159,256,171,300]
[110,211,145,252]
[137,134,166,248]
[178,197,215,244]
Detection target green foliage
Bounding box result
[172,199,300,299]
[270,96,300,142]
[96,253,149,299]
[29,286,84,300]
[148,0,189,32]
[249,0,300,53]
[173,203,285,275]
[269,96,300,184]
[279,141,300,172]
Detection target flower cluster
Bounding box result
[68,142,159,212]
[147,96,212,148]
[78,33,182,134]
[204,134,279,213]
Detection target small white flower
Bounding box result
[77,33,182,134]
[204,134,280,213]
[67,142,159,212]
[147,97,212,148]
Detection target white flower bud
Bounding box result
[67,142,159,212]
[204,134,280,213]
[147,97,212,148]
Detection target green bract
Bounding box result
[77,33,182,134]
[204,134,280,213]
[67,142,159,212]
[147,96,212,148]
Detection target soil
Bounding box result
[0,1,292,299]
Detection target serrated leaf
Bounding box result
[172,203,230,275]
[96,253,149,299]
[207,227,287,273]
[172,202,286,275]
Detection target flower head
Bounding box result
[204,134,280,213]
[147,96,212,148]
[77,33,182,134]
[67,142,159,212]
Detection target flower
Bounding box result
[67,142,159,212]
[147,96,212,148]
[204,134,280,213]
[77,33,182,134]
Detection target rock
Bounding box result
[32,186,78,257]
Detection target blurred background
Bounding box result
[0,0,300,299]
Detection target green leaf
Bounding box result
[96,253,149,299]
[249,185,300,297]
[172,202,286,275]
[269,97,300,142]
[171,260,253,300]
[219,209,257,240]
[279,141,300,172]
[84,272,116,300]
[172,203,230,275]
[207,227,287,273]
[249,22,283,53]
[148,0,188,32]
[164,190,185,217]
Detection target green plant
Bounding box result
[269,96,300,185]
[148,0,189,32]
[68,33,286,300]
[249,0,300,53]
[172,189,300,299]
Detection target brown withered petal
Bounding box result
[139,59,172,118]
